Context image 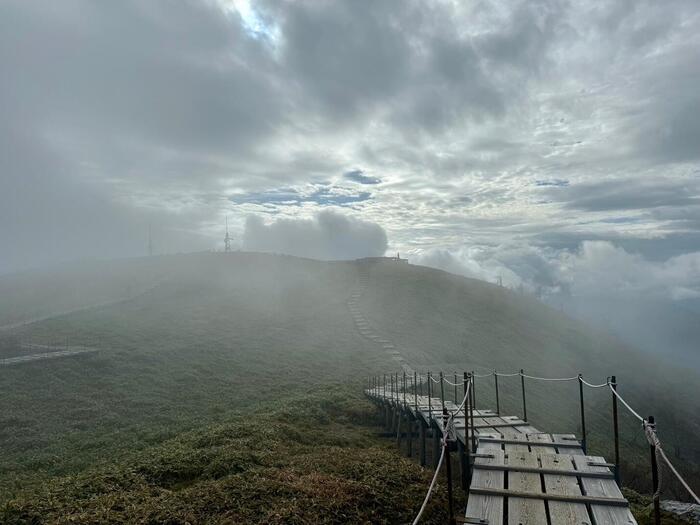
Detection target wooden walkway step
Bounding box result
[367,388,637,525]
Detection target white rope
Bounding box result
[580,378,609,388]
[657,442,700,504]
[494,371,520,377]
[609,384,645,422]
[410,380,471,524]
[522,373,579,381]
[411,442,446,525]
[644,420,700,504]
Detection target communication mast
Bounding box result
[224,216,231,252]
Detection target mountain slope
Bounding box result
[0,252,697,512]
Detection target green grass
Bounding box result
[0,252,697,521]
[1,387,460,524]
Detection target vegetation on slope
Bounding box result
[0,252,697,521]
[358,261,700,494]
[1,387,460,524]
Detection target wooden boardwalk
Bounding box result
[367,388,637,525]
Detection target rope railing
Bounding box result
[367,366,699,522]
[410,378,471,524]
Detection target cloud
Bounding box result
[413,240,700,304]
[242,210,387,260]
[2,0,700,276]
[230,185,371,207]
[548,177,700,212]
[555,241,700,301]
[410,247,527,290]
[344,170,381,185]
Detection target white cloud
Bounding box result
[242,210,387,260]
[413,240,700,303]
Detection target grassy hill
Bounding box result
[0,252,697,522]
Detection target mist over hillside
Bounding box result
[1,253,698,506]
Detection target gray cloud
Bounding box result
[242,210,387,260]
[1,0,700,277]
[548,177,700,212]
[344,170,381,185]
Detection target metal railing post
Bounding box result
[414,371,418,414]
[462,371,471,492]
[471,370,477,410]
[395,372,399,404]
[427,371,433,422]
[520,369,527,422]
[454,372,458,403]
[439,371,446,414]
[494,371,500,416]
[648,416,661,525]
[470,373,477,453]
[443,406,455,525]
[611,375,621,485]
[403,371,407,410]
[578,374,587,454]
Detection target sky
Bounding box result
[1,0,700,314]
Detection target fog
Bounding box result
[1,1,699,517]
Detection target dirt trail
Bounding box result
[0,345,98,366]
[0,279,167,332]
[347,262,413,374]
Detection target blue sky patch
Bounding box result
[535,179,570,187]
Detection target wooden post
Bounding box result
[578,374,587,454]
[648,416,661,525]
[520,369,527,422]
[611,375,621,485]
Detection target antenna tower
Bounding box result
[224,216,231,252]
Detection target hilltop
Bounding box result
[0,252,697,522]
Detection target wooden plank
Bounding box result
[506,450,548,525]
[478,437,582,449]
[540,454,592,524]
[527,433,557,454]
[469,487,628,507]
[472,463,614,479]
[573,455,637,525]
[551,434,584,455]
[465,444,505,524]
